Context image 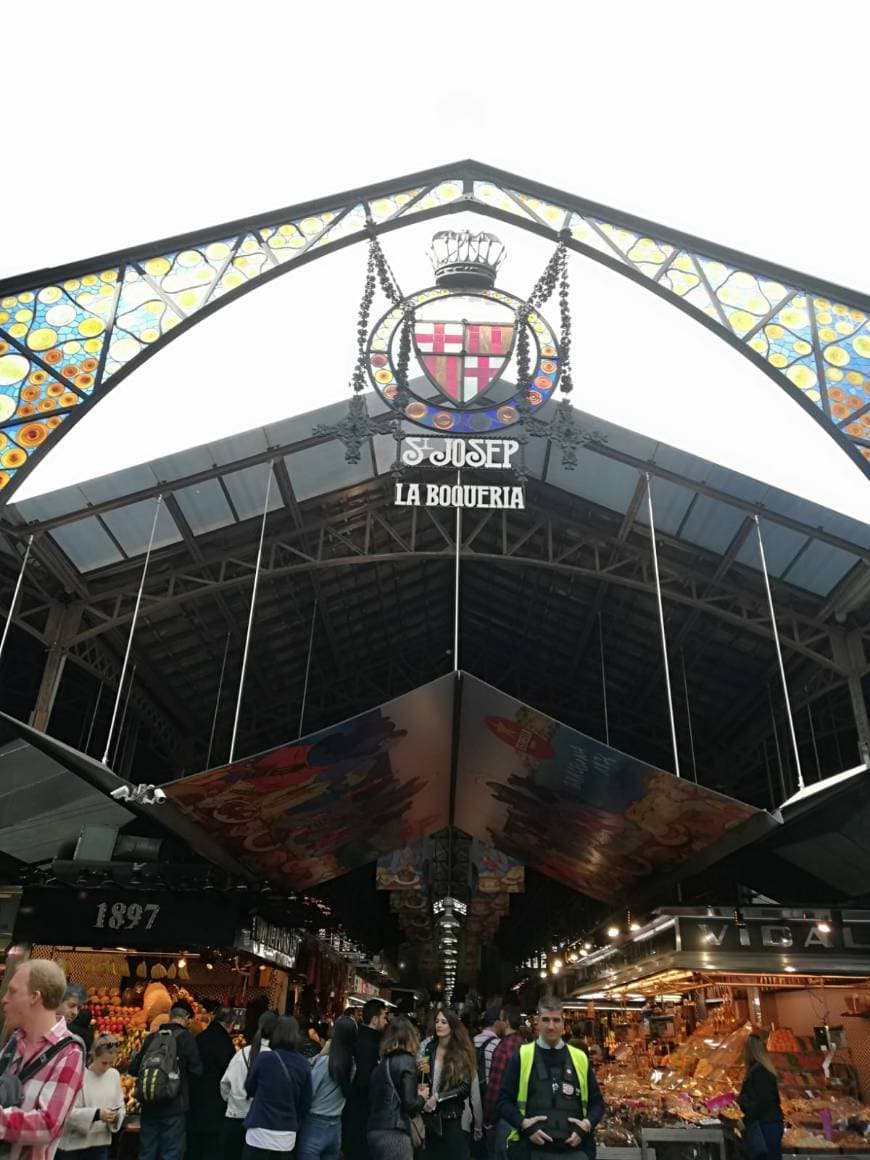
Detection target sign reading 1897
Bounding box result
[394,437,525,511]
[94,900,161,931]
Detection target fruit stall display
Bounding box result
[593,1020,870,1152]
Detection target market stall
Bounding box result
[568,907,870,1155]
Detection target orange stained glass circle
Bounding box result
[47,416,62,429]
[0,472,9,488]
[61,365,77,379]
[47,383,64,397]
[81,358,99,372]
[21,385,40,402]
[74,373,94,390]
[59,392,78,407]
[37,399,55,412]
[18,423,47,447]
[540,360,557,374]
[44,349,62,364]
[1,448,26,468]
[534,375,550,390]
[17,404,35,417]
[405,401,427,420]
[29,370,47,385]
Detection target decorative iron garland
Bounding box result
[320,227,601,470]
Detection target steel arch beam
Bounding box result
[1,159,869,503]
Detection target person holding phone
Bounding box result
[57,1034,125,1160]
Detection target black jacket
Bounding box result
[497,1043,605,1157]
[425,1037,471,1120]
[367,1051,424,1133]
[129,1021,204,1119]
[343,1022,382,1131]
[188,1021,235,1132]
[738,1063,782,1124]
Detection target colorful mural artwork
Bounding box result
[164,675,453,889]
[454,675,763,902]
[165,672,768,901]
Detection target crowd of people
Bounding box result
[0,960,784,1160]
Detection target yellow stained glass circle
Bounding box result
[0,354,29,386]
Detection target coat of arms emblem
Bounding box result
[366,230,561,434]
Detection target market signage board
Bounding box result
[235,917,301,969]
[394,438,525,511]
[678,913,870,956]
[16,888,240,948]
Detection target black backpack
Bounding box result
[136,1028,181,1105]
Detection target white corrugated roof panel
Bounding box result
[285,439,375,502]
[49,518,124,571]
[174,477,236,535]
[101,497,182,556]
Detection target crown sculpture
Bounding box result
[428,230,507,290]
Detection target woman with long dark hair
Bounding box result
[738,1035,783,1160]
[221,1011,279,1160]
[368,1015,428,1160]
[296,1016,358,1160]
[421,1009,480,1159]
[244,1016,312,1159]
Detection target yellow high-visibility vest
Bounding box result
[507,1041,589,1143]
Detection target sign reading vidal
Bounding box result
[394,436,525,510]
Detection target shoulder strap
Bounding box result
[19,1036,83,1085]
[384,1054,402,1107]
[272,1050,294,1089]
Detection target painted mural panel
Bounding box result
[165,675,453,889]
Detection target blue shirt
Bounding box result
[308,1054,350,1117]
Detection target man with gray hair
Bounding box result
[57,983,92,1053]
[497,996,604,1156]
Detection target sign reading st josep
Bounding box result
[394,436,525,510]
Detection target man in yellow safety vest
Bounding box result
[496,997,604,1157]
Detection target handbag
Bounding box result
[742,1121,768,1159]
[385,1056,426,1150]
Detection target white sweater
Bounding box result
[59,1066,125,1151]
[220,1044,271,1119]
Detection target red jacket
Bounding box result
[484,1032,523,1126]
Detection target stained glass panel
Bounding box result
[1,165,867,492]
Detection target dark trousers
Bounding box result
[343,1100,372,1160]
[188,1130,221,1160]
[221,1118,246,1160]
[506,1141,595,1159]
[57,1149,109,1160]
[140,1112,187,1160]
[241,1147,294,1160]
[423,1117,470,1159]
[754,1121,784,1160]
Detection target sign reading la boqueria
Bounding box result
[394,436,525,510]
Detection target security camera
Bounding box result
[110,785,131,802]
[151,787,167,804]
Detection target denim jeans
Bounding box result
[296,1112,342,1160]
[139,1112,187,1160]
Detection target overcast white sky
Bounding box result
[6,1,870,523]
